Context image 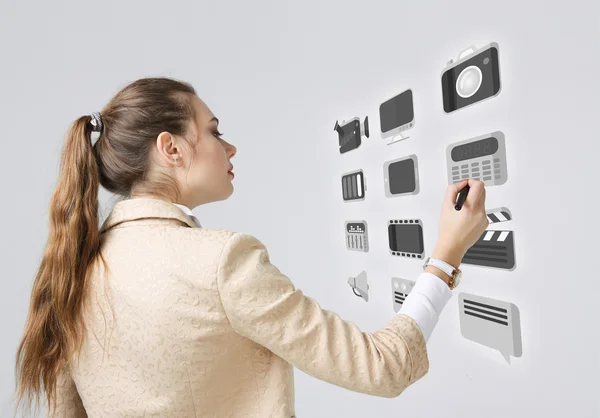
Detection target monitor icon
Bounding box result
[379,88,415,145]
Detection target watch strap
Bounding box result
[424,257,457,277]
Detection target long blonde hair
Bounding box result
[13,77,200,416]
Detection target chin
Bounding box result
[219,184,234,201]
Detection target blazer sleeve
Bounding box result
[48,367,87,418]
[216,232,429,398]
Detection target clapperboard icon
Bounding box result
[459,292,523,360]
[462,207,516,270]
[391,277,416,313]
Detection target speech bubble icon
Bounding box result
[459,292,522,363]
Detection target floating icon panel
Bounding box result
[383,154,420,197]
[379,88,415,145]
[487,207,512,224]
[459,292,522,361]
[388,219,425,259]
[345,221,369,252]
[441,42,501,113]
[463,230,516,270]
[348,271,369,302]
[341,169,366,202]
[334,117,370,154]
[446,131,508,186]
[391,277,416,313]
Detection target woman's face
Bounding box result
[155,95,237,208]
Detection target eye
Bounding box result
[213,131,224,139]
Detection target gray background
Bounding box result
[1,0,599,416]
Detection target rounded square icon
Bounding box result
[383,154,420,197]
[441,42,501,113]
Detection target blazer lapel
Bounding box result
[100,197,199,233]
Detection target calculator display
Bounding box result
[451,137,499,162]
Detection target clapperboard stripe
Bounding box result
[463,230,515,269]
[463,299,509,326]
[487,210,511,224]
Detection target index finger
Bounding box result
[465,179,485,206]
[444,179,469,205]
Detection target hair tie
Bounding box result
[89,112,103,132]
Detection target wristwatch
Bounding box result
[423,257,462,290]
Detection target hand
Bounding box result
[432,179,489,268]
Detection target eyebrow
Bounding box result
[210,117,219,125]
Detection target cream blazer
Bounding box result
[51,197,429,418]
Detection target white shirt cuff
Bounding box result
[399,272,454,342]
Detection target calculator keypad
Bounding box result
[451,155,506,185]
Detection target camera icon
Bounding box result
[441,42,502,113]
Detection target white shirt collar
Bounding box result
[172,203,202,228]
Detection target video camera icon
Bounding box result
[333,116,369,154]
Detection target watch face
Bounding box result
[454,270,462,287]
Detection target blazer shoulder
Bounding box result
[189,228,264,249]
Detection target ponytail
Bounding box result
[13,76,199,416]
[14,114,104,416]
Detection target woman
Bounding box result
[13,77,488,417]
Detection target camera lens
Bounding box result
[455,65,482,98]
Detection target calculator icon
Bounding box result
[446,131,508,186]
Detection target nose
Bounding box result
[226,141,237,158]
